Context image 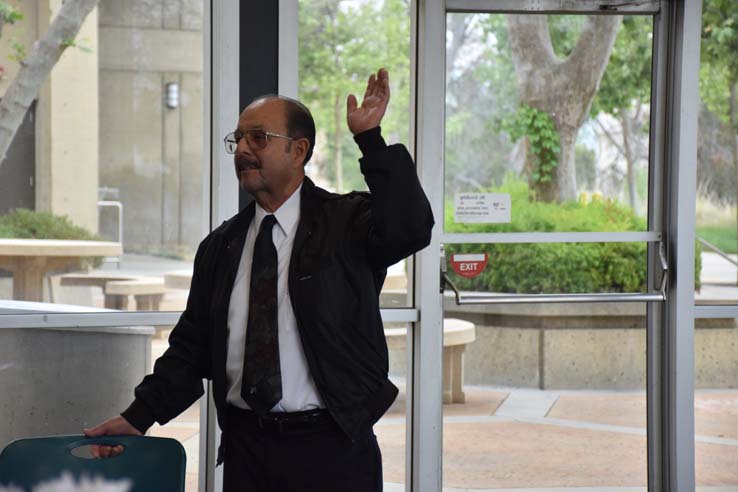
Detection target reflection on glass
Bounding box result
[298,0,412,308]
[695,0,738,487]
[445,13,653,233]
[0,0,205,315]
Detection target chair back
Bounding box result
[0,435,186,491]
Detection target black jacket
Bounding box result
[121,131,433,466]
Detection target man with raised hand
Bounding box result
[85,68,433,492]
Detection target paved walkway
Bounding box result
[376,384,738,490]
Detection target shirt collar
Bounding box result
[254,182,302,236]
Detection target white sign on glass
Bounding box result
[454,193,511,224]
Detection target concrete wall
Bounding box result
[38,1,99,233]
[0,1,99,233]
[98,0,205,256]
[388,297,738,390]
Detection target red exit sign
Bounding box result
[450,253,488,279]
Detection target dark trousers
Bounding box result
[223,404,383,492]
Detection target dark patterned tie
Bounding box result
[241,214,282,414]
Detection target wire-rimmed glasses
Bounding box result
[223,129,295,154]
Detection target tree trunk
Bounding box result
[0,0,99,167]
[558,129,578,202]
[333,93,343,193]
[506,15,622,202]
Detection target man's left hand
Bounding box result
[347,68,390,136]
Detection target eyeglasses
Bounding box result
[223,129,294,154]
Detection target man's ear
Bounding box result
[293,137,310,165]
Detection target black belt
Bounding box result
[228,405,334,433]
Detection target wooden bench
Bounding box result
[385,318,476,404]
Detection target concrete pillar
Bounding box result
[36,0,100,233]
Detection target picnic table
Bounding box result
[0,239,122,302]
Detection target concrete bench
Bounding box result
[60,272,137,290]
[60,272,137,307]
[105,277,167,311]
[383,270,407,290]
[164,269,194,290]
[60,273,166,310]
[385,318,476,404]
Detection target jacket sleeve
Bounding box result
[121,236,215,433]
[352,127,434,269]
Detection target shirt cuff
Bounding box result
[354,126,387,156]
[121,398,157,434]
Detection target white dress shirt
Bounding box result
[225,183,324,412]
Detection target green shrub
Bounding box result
[445,177,701,293]
[0,208,100,240]
[0,208,104,268]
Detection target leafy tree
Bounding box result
[0,0,99,167]
[701,0,738,277]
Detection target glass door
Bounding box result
[412,1,702,491]
[441,7,659,488]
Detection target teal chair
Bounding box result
[0,435,186,491]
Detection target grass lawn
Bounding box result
[696,224,738,254]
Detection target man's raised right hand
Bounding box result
[83,415,143,458]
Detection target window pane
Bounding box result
[298,0,413,308]
[0,1,205,490]
[297,1,413,485]
[442,242,649,487]
[443,11,654,487]
[442,292,648,488]
[695,1,738,487]
[445,13,654,233]
[695,0,738,307]
[0,0,206,319]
